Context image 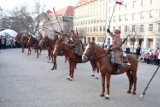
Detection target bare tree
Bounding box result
[126,25,143,53]
[6,5,34,33]
[32,0,46,34]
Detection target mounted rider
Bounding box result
[107,29,130,72]
[68,30,84,56]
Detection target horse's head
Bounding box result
[82,42,97,61]
[53,40,62,56]
[41,36,49,44]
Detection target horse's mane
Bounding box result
[90,42,106,54]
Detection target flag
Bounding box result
[116,0,124,5]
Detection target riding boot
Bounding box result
[115,64,121,73]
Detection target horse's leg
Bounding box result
[67,60,72,80]
[69,62,75,81]
[105,74,111,99]
[21,45,24,53]
[51,55,57,70]
[54,55,57,69]
[132,72,137,95]
[100,73,105,97]
[64,55,67,63]
[27,47,30,55]
[36,48,39,58]
[126,71,133,94]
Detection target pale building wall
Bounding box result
[74,0,160,50]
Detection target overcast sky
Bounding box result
[0,0,79,11]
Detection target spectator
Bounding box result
[136,46,141,59]
[1,37,6,49]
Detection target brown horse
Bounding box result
[27,35,42,58]
[40,36,57,70]
[15,33,29,53]
[53,40,99,81]
[82,42,138,99]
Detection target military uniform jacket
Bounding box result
[109,33,123,64]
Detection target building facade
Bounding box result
[42,6,74,36]
[74,0,160,50]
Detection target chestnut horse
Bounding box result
[15,33,29,53]
[40,36,58,70]
[82,42,138,99]
[53,40,99,81]
[27,35,42,58]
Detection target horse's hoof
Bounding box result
[48,61,50,63]
[67,76,71,80]
[69,78,73,81]
[95,77,99,79]
[127,90,131,94]
[91,74,94,76]
[36,57,38,58]
[51,68,54,70]
[100,94,104,97]
[132,92,136,95]
[105,94,110,99]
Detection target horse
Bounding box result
[53,40,99,81]
[40,36,57,70]
[27,35,42,58]
[15,33,29,53]
[82,42,138,99]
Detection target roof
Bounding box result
[56,6,74,16]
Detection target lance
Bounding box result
[140,66,160,101]
[76,28,79,36]
[53,7,63,31]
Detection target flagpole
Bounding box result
[53,7,63,32]
[108,4,116,29]
[103,2,116,47]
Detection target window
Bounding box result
[132,13,135,20]
[103,26,105,31]
[109,7,111,13]
[119,15,121,22]
[140,25,144,32]
[125,26,128,32]
[113,16,116,22]
[149,24,153,32]
[150,0,152,5]
[118,26,121,31]
[140,11,145,19]
[158,23,160,32]
[125,14,128,21]
[100,26,102,31]
[125,4,128,10]
[133,1,136,8]
[141,0,143,7]
[119,6,121,11]
[149,10,154,18]
[132,25,135,32]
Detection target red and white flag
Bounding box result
[116,0,124,5]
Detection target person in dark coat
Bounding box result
[136,46,141,59]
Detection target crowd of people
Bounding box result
[0,35,21,49]
[139,47,160,65]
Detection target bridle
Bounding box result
[84,43,107,61]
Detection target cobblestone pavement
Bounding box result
[0,49,160,107]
